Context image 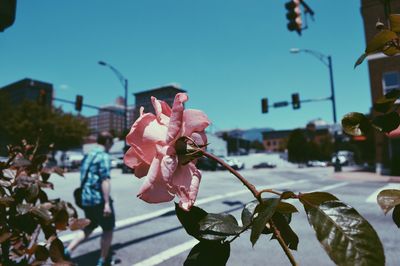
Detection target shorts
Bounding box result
[83,201,115,232]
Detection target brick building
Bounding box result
[262,122,332,153]
[361,0,400,174]
[86,97,135,136]
[133,84,186,120]
[0,78,53,107]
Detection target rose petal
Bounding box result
[137,157,174,203]
[166,93,188,143]
[160,155,178,183]
[126,113,167,164]
[190,132,208,147]
[124,147,141,168]
[171,163,201,211]
[182,109,210,137]
[134,162,150,178]
[151,96,171,125]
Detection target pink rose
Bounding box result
[124,93,210,210]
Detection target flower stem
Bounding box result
[202,151,298,265]
[270,220,298,266]
[202,151,259,199]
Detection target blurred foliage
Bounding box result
[0,140,90,265]
[287,129,333,163]
[354,14,400,68]
[342,89,400,137]
[0,97,88,155]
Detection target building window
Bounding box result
[382,71,400,95]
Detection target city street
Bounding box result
[46,166,400,266]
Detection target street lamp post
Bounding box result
[98,60,129,149]
[290,48,342,172]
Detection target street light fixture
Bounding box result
[98,60,129,149]
[290,48,341,172]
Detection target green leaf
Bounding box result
[0,196,15,206]
[299,192,338,208]
[276,202,298,214]
[69,218,91,231]
[281,191,295,200]
[250,198,280,246]
[175,203,208,240]
[30,206,53,224]
[26,183,40,203]
[54,209,69,230]
[372,112,400,133]
[341,112,372,136]
[270,212,299,250]
[13,158,31,167]
[373,89,400,113]
[365,29,397,53]
[184,241,230,266]
[304,200,385,266]
[382,46,400,56]
[392,205,400,228]
[377,189,400,214]
[354,53,368,68]
[241,201,257,227]
[35,245,49,261]
[198,213,242,241]
[16,203,32,215]
[52,167,64,177]
[390,14,400,32]
[0,231,12,243]
[49,238,65,262]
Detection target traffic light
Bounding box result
[75,95,83,112]
[38,89,46,106]
[291,93,300,109]
[261,98,268,113]
[285,0,302,35]
[0,0,16,32]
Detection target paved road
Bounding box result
[46,167,400,266]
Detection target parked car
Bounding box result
[111,156,124,169]
[253,162,277,169]
[217,157,245,170]
[307,160,328,167]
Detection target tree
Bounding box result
[287,129,308,163]
[0,98,88,155]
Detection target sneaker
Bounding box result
[96,258,105,266]
[64,248,71,261]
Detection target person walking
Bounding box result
[65,131,116,266]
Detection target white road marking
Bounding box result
[309,182,348,192]
[366,183,400,203]
[132,239,199,266]
[59,179,307,243]
[132,181,349,266]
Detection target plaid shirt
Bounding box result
[80,146,111,207]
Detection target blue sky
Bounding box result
[0,0,370,131]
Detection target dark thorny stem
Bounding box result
[202,151,298,266]
[270,220,298,266]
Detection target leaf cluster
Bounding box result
[342,89,400,136]
[0,140,90,265]
[354,14,400,68]
[0,98,89,154]
[175,190,385,265]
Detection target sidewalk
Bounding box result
[332,167,400,183]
